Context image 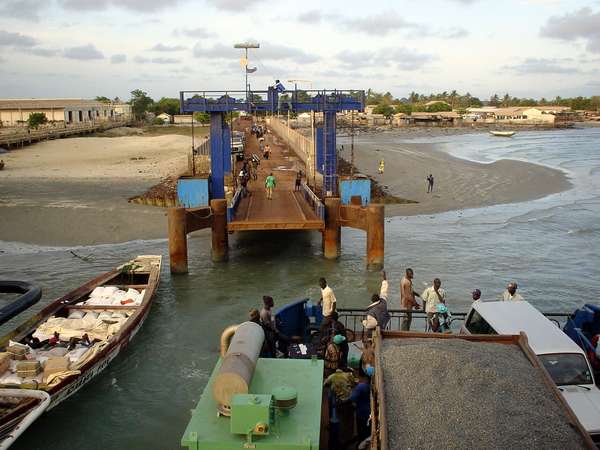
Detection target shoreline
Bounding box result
[0,127,573,246]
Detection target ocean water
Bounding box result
[1,127,599,449]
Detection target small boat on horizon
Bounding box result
[0,255,162,447]
[490,130,516,137]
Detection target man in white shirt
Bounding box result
[502,282,523,301]
[318,277,337,338]
[422,278,446,330]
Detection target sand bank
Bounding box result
[0,128,572,246]
[343,134,571,216]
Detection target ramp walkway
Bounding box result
[228,124,324,231]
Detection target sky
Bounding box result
[0,0,599,101]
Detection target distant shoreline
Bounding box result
[0,126,573,246]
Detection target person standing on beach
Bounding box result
[400,268,420,331]
[422,278,446,330]
[265,173,276,200]
[378,159,385,174]
[427,174,434,193]
[502,282,523,301]
[318,277,337,339]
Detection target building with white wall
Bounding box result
[0,99,117,127]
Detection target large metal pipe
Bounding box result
[210,198,228,262]
[213,321,265,415]
[219,324,239,357]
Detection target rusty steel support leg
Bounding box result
[211,199,229,262]
[168,207,188,274]
[323,197,341,259]
[366,203,385,271]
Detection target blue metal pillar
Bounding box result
[210,113,226,199]
[323,111,337,196]
[315,126,324,174]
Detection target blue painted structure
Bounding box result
[180,89,365,202]
[177,177,209,207]
[274,298,322,343]
[340,178,371,206]
[563,304,600,372]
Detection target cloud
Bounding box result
[25,47,61,57]
[193,42,319,64]
[111,54,127,64]
[59,0,184,12]
[134,55,181,64]
[337,47,435,70]
[63,44,104,60]
[442,28,469,39]
[205,0,265,11]
[449,0,478,3]
[0,0,45,21]
[0,30,37,47]
[339,11,422,36]
[540,7,600,53]
[504,58,581,74]
[149,43,187,52]
[297,10,339,24]
[173,27,215,38]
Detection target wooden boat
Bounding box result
[490,130,516,137]
[0,389,50,449]
[0,255,161,445]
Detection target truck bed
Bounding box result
[371,331,594,450]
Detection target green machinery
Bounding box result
[182,321,324,449]
[181,358,324,449]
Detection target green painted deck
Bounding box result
[181,358,324,450]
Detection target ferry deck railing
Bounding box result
[300,182,324,220]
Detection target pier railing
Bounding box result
[337,308,573,336]
[300,182,324,220]
[267,117,313,167]
[0,119,130,147]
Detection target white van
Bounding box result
[462,300,600,443]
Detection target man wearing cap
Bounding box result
[502,282,523,301]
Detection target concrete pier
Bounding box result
[323,197,341,259]
[210,199,228,262]
[366,203,385,271]
[168,207,189,274]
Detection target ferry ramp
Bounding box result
[228,125,324,232]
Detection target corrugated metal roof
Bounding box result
[0,99,113,110]
[472,300,584,355]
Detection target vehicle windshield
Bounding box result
[538,353,593,386]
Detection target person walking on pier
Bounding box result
[400,268,420,331]
[265,172,276,200]
[318,277,337,339]
[295,170,303,191]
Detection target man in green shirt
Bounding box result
[265,173,276,200]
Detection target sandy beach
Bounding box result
[340,130,572,216]
[0,134,195,246]
[0,127,572,246]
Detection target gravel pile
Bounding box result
[381,338,587,450]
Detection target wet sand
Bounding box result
[340,131,572,216]
[0,128,572,246]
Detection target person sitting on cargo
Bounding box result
[362,271,391,337]
[324,334,346,377]
[502,282,524,301]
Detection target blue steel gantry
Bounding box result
[179,88,365,198]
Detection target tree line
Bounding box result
[95,90,210,124]
[366,89,600,118]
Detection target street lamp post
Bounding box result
[234,42,260,100]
